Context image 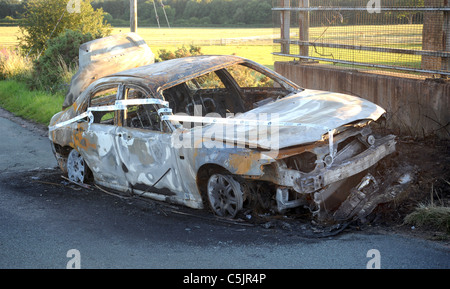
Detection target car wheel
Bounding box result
[67,149,88,184]
[207,174,244,218]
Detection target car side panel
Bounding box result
[114,126,203,209]
[74,123,129,190]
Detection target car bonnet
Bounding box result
[200,89,386,150]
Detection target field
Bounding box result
[0,25,423,70]
[0,27,277,68]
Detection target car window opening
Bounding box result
[161,63,293,127]
[124,87,169,132]
[89,86,118,125]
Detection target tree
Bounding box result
[19,0,112,57]
[396,0,424,24]
[383,0,425,25]
[32,29,95,91]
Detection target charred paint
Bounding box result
[126,139,155,166]
[228,152,262,175]
[69,124,97,152]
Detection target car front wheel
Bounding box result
[207,174,244,218]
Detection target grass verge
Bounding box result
[404,204,450,235]
[0,80,64,125]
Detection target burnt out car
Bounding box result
[49,54,396,222]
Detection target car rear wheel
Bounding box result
[207,174,244,218]
[67,149,88,184]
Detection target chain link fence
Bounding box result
[272,0,450,77]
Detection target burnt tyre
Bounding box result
[207,174,244,218]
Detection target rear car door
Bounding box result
[76,84,129,191]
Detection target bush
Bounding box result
[19,0,111,58]
[31,30,94,92]
[0,48,33,82]
[157,45,203,62]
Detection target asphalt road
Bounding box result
[0,114,449,270]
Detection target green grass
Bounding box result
[153,44,275,69]
[404,204,450,234]
[1,25,425,70]
[0,80,64,125]
[0,26,21,48]
[112,27,275,42]
[112,27,277,68]
[202,45,274,69]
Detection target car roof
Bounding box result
[105,55,248,92]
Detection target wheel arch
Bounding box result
[196,163,231,202]
[51,142,74,173]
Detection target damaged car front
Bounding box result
[49,52,396,223]
[178,86,396,222]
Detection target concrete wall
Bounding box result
[275,61,450,140]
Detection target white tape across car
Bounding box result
[48,98,335,156]
[48,98,169,131]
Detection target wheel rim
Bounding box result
[67,149,87,183]
[207,174,243,218]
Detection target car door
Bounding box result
[114,85,187,202]
[76,83,130,191]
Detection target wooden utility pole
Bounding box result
[130,0,137,33]
[443,0,450,75]
[421,0,445,75]
[280,0,290,54]
[298,0,309,57]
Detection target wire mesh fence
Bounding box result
[272,0,450,77]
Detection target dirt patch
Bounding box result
[364,134,450,241]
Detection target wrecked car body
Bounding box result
[49,53,396,223]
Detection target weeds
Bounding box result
[156,45,203,62]
[0,48,33,82]
[0,80,64,125]
[404,204,450,234]
[404,179,450,234]
[0,47,67,125]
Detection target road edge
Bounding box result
[0,106,49,138]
